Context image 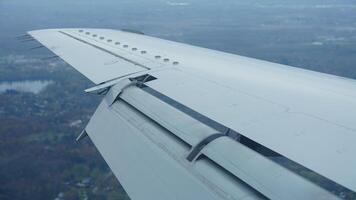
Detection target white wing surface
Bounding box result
[29,28,356,200]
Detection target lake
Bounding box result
[0,80,53,94]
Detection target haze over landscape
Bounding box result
[1,0,356,199]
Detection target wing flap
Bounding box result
[85,84,265,200]
[86,78,344,199]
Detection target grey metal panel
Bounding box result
[201,137,340,200]
[119,85,218,146]
[193,158,267,200]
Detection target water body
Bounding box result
[0,80,53,94]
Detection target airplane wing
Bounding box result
[28,29,356,200]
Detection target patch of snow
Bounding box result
[167,2,190,6]
[311,42,324,46]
